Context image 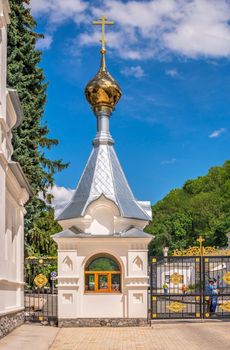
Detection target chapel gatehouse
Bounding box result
[53,16,153,326]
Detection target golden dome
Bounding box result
[85,52,122,114]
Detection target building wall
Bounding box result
[0,120,26,318]
[0,2,7,121]
[55,238,150,321]
[0,0,28,335]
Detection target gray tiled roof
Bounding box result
[52,226,153,239]
[57,144,151,221]
[120,227,153,238]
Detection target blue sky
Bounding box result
[30,0,230,210]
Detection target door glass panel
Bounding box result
[85,274,95,291]
[111,274,121,292]
[98,274,109,290]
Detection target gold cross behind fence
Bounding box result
[196,236,205,256]
[92,16,114,53]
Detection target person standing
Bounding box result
[182,284,187,295]
[208,277,219,313]
[211,277,220,313]
[163,282,168,294]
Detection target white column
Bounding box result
[17,207,25,308]
[57,245,79,319]
[0,0,10,121]
[127,248,149,318]
[0,162,6,313]
[0,163,6,264]
[0,26,6,120]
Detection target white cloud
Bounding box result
[209,128,226,138]
[30,0,88,50]
[91,0,230,59]
[30,0,87,24]
[31,0,230,60]
[120,65,145,78]
[164,1,230,58]
[42,185,74,216]
[36,34,53,50]
[165,69,179,78]
[160,158,177,165]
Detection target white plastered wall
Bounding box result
[0,0,29,316]
[55,236,151,319]
[0,167,28,316]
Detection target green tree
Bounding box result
[7,0,68,255]
[147,161,230,256]
[26,208,61,256]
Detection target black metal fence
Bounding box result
[203,256,230,319]
[24,257,58,324]
[150,255,230,320]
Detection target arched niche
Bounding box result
[62,256,73,272]
[133,256,143,271]
[85,195,120,235]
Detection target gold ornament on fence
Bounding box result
[219,301,230,312]
[34,274,48,289]
[223,272,230,285]
[167,302,186,313]
[170,272,183,285]
[172,236,230,257]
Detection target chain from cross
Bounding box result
[92,16,114,52]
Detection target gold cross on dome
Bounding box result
[92,16,114,52]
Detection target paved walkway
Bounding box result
[0,324,59,350]
[1,322,230,350]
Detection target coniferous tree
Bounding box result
[7,0,68,255]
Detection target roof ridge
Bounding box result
[57,143,150,222]
[82,144,104,213]
[107,143,122,214]
[56,147,99,220]
[109,146,149,220]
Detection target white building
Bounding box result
[0,0,31,337]
[53,23,153,326]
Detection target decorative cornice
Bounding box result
[57,284,79,288]
[124,283,149,288]
[8,162,32,197]
[0,117,9,132]
[18,188,29,206]
[6,165,30,205]
[7,89,24,129]
[0,150,8,168]
[0,278,25,286]
[0,306,24,317]
[125,276,149,280]
[57,276,79,280]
